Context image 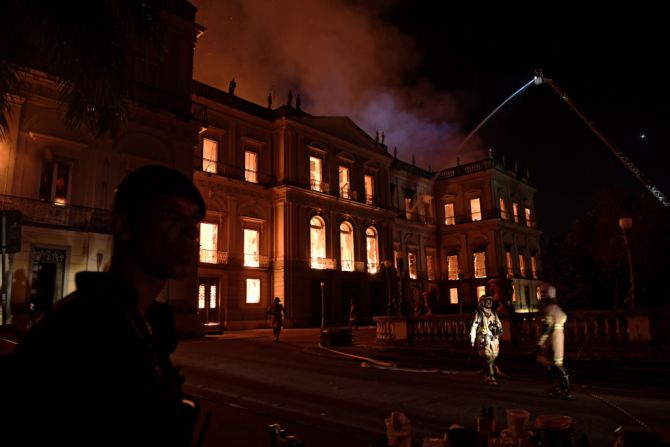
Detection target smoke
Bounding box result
[192,0,483,170]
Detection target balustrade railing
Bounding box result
[374,308,660,346]
[0,194,112,233]
[199,249,229,265]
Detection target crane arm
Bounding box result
[534,70,669,208]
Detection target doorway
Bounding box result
[197,277,221,332]
[29,246,67,317]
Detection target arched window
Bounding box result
[310,216,326,269]
[339,221,354,271]
[366,227,379,273]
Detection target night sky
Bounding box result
[193,1,669,244]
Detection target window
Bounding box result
[310,216,326,268]
[339,221,355,271]
[444,203,455,225]
[364,175,374,205]
[338,166,350,199]
[447,255,459,280]
[245,150,258,183]
[525,208,532,227]
[405,197,413,220]
[202,138,218,173]
[310,156,323,192]
[408,252,417,279]
[505,251,514,276]
[366,227,379,273]
[243,228,260,267]
[500,197,508,220]
[246,278,260,304]
[513,203,520,223]
[198,284,206,309]
[449,288,459,304]
[426,254,435,281]
[39,161,70,205]
[476,285,487,299]
[519,254,526,277]
[531,256,538,279]
[199,223,218,263]
[470,198,481,221]
[473,251,486,278]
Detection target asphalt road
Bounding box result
[173,328,670,446]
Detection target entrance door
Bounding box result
[29,247,67,317]
[197,277,221,328]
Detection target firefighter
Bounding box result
[534,282,572,398]
[470,295,503,385]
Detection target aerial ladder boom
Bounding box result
[439,70,669,208]
[533,70,669,208]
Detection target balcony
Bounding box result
[310,257,337,270]
[310,179,329,193]
[0,194,112,233]
[243,254,270,268]
[441,208,539,229]
[199,249,229,265]
[398,209,436,225]
[194,156,275,185]
[365,194,375,206]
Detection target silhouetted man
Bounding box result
[4,165,206,446]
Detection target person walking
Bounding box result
[347,299,358,330]
[534,282,572,398]
[470,295,503,385]
[267,297,285,342]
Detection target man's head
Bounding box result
[112,165,206,280]
[479,295,494,309]
[274,297,280,304]
[539,282,557,302]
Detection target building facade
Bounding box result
[1,1,204,334]
[1,3,543,334]
[191,82,544,331]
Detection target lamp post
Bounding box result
[320,281,325,331]
[457,269,464,314]
[618,217,635,309]
[383,260,393,316]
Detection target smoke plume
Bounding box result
[192,0,482,171]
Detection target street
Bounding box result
[174,328,669,446]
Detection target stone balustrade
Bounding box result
[373,307,668,349]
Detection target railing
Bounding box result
[355,261,366,272]
[199,249,229,265]
[397,209,436,225]
[310,179,329,193]
[374,308,665,348]
[365,194,375,206]
[244,169,258,183]
[366,261,379,274]
[341,259,355,272]
[243,254,270,268]
[310,257,337,270]
[441,208,539,228]
[194,156,275,185]
[438,159,494,179]
[0,194,112,233]
[339,185,350,199]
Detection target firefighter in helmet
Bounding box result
[534,282,572,398]
[470,295,503,385]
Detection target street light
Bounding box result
[618,217,636,309]
[320,281,325,331]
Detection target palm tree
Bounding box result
[0,0,166,138]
